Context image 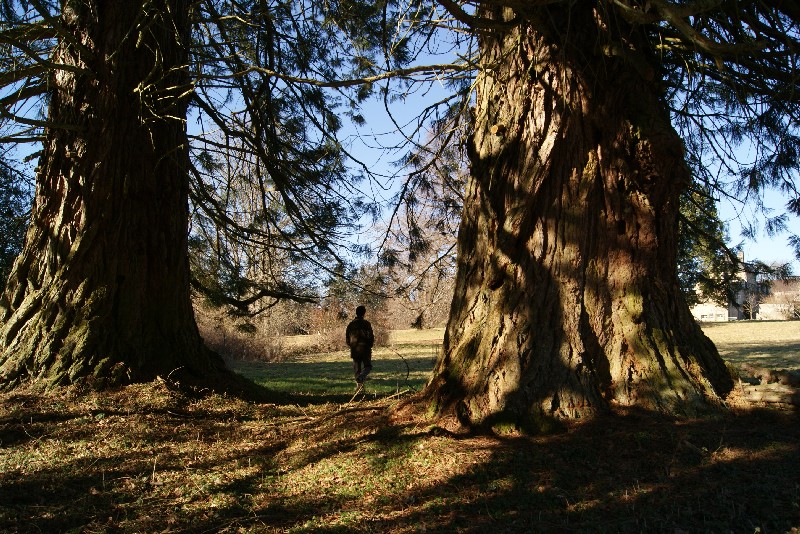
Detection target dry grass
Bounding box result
[390,328,446,345]
[702,320,800,370]
[1,324,799,533]
[1,382,798,533]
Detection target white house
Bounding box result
[689,255,800,322]
[758,278,800,320]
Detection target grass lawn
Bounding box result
[1,323,798,533]
[227,329,444,402]
[702,320,800,370]
[228,322,800,401]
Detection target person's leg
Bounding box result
[358,351,372,382]
[352,357,362,381]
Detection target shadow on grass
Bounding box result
[0,424,290,533]
[2,387,799,533]
[226,355,434,406]
[388,409,800,533]
[221,407,799,533]
[721,342,800,369]
[250,411,793,532]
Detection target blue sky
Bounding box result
[346,91,800,274]
[719,189,800,272]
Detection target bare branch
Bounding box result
[197,61,473,88]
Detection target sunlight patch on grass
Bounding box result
[227,336,440,398]
[702,321,800,370]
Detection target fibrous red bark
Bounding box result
[425,5,733,429]
[0,0,222,389]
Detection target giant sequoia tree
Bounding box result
[0,0,413,389]
[423,1,800,426]
[0,0,225,387]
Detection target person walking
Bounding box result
[345,305,374,385]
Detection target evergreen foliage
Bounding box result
[0,2,797,300]
[677,184,738,307]
[0,157,29,292]
[0,0,432,316]
[650,0,800,259]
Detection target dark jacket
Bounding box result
[345,317,374,356]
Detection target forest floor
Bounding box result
[0,322,798,533]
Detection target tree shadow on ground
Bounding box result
[2,386,798,533]
[382,407,800,533]
[720,343,800,370]
[184,404,799,533]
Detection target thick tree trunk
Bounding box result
[0,0,222,389]
[425,5,733,428]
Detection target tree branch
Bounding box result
[197,61,473,88]
[190,277,318,307]
[436,0,521,30]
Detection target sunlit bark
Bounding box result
[0,0,222,389]
[425,5,733,429]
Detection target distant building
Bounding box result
[759,277,800,320]
[689,253,800,322]
[691,301,737,322]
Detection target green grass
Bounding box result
[702,320,800,370]
[229,322,800,402]
[227,335,442,401]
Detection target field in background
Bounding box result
[229,322,799,400]
[227,329,445,401]
[702,320,800,370]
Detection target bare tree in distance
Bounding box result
[380,111,468,329]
